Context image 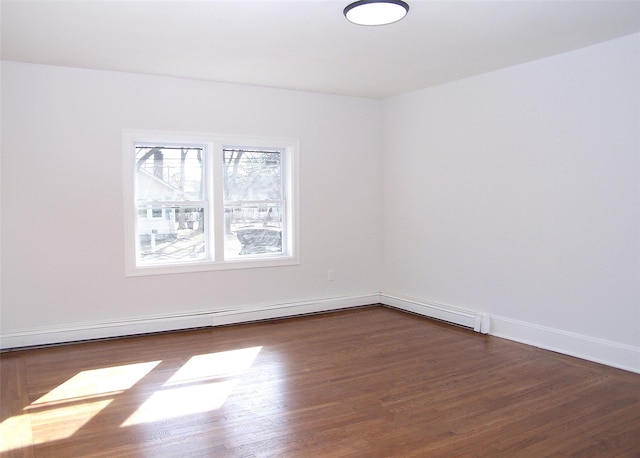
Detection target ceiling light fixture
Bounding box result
[344,0,409,26]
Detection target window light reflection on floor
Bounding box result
[0,361,161,453]
[31,361,162,406]
[121,380,240,426]
[1,347,264,453]
[122,346,262,426]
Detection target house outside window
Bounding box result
[123,130,298,276]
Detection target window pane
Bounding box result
[136,146,204,201]
[224,204,283,258]
[223,149,281,201]
[137,206,206,264]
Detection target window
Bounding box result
[223,148,285,259]
[123,131,298,276]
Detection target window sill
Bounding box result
[125,256,300,277]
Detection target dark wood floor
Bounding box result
[2,305,639,457]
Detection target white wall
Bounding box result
[2,34,639,372]
[383,34,640,367]
[0,62,383,343]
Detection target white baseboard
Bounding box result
[380,293,478,329]
[490,315,640,374]
[0,311,214,350]
[3,292,638,374]
[209,294,380,326]
[0,294,380,350]
[380,292,640,374]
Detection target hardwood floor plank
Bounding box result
[1,355,35,458]
[1,306,639,457]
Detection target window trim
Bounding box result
[123,130,299,277]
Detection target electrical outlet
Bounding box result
[327,270,335,281]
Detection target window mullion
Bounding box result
[212,143,225,262]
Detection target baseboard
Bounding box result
[4,293,638,374]
[380,292,639,374]
[0,294,381,350]
[380,293,478,329]
[209,294,380,326]
[490,315,640,374]
[0,311,214,350]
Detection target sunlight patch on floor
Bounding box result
[32,361,161,406]
[168,346,263,383]
[0,413,35,453]
[121,380,239,426]
[0,361,160,453]
[122,346,262,426]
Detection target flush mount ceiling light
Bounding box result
[344,0,409,26]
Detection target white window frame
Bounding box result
[123,130,299,276]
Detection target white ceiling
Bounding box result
[2,0,640,99]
